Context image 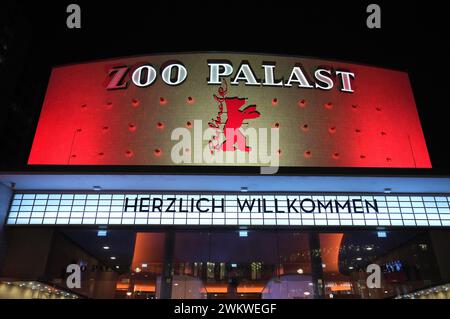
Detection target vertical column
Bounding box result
[308,231,325,299]
[0,183,13,273]
[159,230,175,299]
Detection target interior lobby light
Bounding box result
[297,268,304,274]
[377,231,387,238]
[97,230,107,237]
[110,256,116,260]
[239,231,248,237]
[103,246,110,250]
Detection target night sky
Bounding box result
[0,1,448,174]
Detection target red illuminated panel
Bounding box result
[28,53,431,168]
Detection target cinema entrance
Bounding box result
[1,225,449,299]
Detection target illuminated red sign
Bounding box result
[28,53,431,168]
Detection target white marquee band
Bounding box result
[6,192,450,227]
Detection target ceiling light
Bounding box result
[103,246,110,250]
[239,230,248,237]
[97,230,107,237]
[110,256,116,260]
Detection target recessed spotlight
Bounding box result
[356,257,362,261]
[110,256,116,260]
[304,292,310,296]
[97,230,107,237]
[103,246,110,250]
[349,266,354,270]
[126,291,132,296]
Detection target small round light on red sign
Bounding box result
[187,96,194,104]
[102,126,109,132]
[304,150,312,158]
[324,102,333,110]
[154,149,162,156]
[157,122,164,129]
[106,101,113,109]
[376,107,382,112]
[272,98,278,106]
[128,123,136,132]
[328,126,336,134]
[381,131,387,136]
[125,150,133,157]
[360,155,366,159]
[332,152,340,160]
[301,124,309,132]
[355,128,361,133]
[98,152,104,157]
[159,97,167,105]
[298,99,306,108]
[131,98,140,107]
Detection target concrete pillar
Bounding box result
[159,231,175,299]
[0,183,13,274]
[308,232,325,299]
